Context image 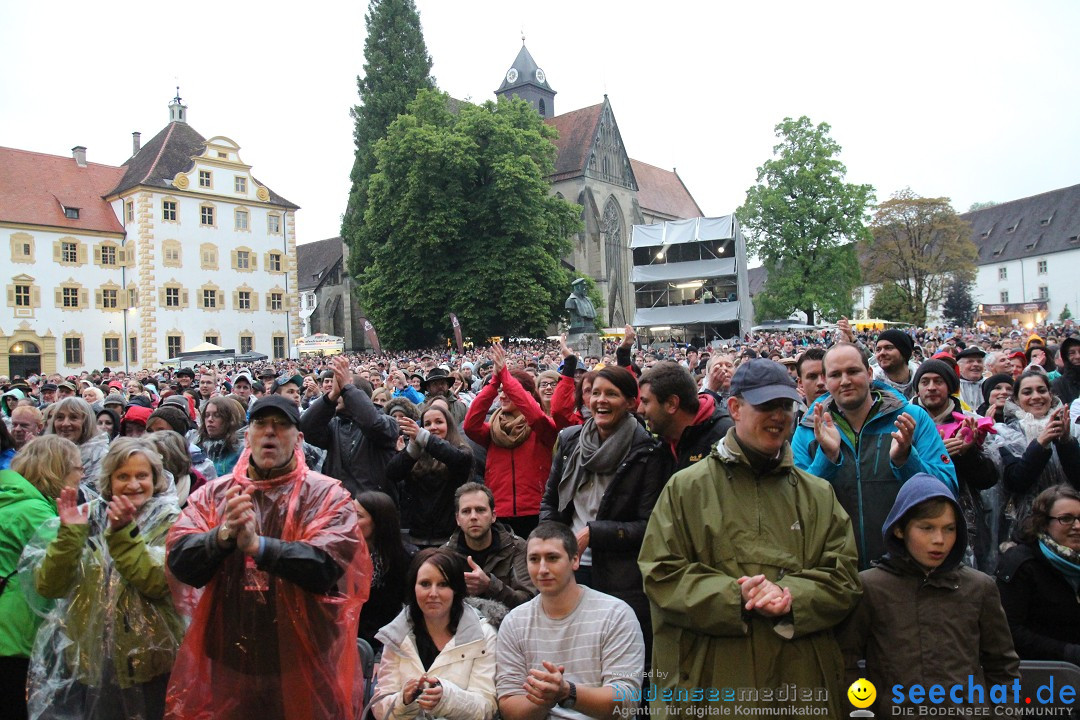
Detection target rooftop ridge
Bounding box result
[139,121,178,185]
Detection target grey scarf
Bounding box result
[556,416,638,512]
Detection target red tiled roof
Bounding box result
[0,146,125,234]
[544,103,603,181]
[629,159,703,220]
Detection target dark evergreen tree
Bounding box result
[342,0,432,274]
[941,275,977,326]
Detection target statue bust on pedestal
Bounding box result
[565,277,602,358]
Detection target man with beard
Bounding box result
[637,361,732,470]
[873,330,918,400]
[910,359,998,570]
[792,343,957,568]
[422,367,467,425]
[444,482,535,609]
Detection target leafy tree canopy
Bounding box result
[861,189,977,326]
[356,90,583,348]
[342,0,433,271]
[737,116,873,325]
[869,282,922,325]
[941,275,977,326]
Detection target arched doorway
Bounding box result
[9,340,41,378]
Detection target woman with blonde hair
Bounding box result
[20,436,183,720]
[45,397,110,500]
[0,436,82,718]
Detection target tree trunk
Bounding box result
[804,307,816,326]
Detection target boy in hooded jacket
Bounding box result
[838,474,1019,715]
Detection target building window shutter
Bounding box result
[55,288,63,307]
[95,289,103,309]
[182,289,190,308]
[77,244,88,265]
[5,286,13,306]
[232,290,239,308]
[118,248,127,265]
[79,288,88,308]
[251,293,259,311]
[31,287,40,307]
[231,250,238,270]
[250,253,257,271]
[159,288,166,306]
[94,245,102,265]
[53,242,62,262]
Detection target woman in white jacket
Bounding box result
[373,548,496,720]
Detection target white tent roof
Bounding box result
[630,215,735,248]
[632,302,741,327]
[630,257,737,284]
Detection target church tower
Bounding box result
[495,42,556,118]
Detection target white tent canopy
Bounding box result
[630,215,735,248]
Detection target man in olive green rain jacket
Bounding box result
[639,360,861,716]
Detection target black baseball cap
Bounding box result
[248,395,301,427]
[729,359,802,405]
[957,346,986,359]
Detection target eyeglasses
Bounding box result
[1049,514,1080,527]
[538,381,558,389]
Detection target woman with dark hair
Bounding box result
[355,491,417,655]
[45,397,110,498]
[977,373,1014,424]
[389,405,473,548]
[95,408,121,442]
[464,344,558,539]
[541,364,672,656]
[996,484,1080,662]
[987,370,1080,549]
[195,396,247,476]
[372,548,496,720]
[1025,345,1058,380]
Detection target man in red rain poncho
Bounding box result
[165,394,371,719]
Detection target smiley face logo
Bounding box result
[847,678,876,709]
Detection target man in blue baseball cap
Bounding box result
[640,359,860,716]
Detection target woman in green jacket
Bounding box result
[20,436,183,720]
[0,436,82,719]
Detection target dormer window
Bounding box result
[64,207,80,219]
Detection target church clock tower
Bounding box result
[495,42,556,118]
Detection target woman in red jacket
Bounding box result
[464,344,557,539]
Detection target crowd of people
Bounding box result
[0,318,1077,718]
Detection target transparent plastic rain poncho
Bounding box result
[164,446,372,720]
[17,490,183,720]
[983,399,1080,553]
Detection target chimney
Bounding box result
[132,132,141,155]
[71,146,87,167]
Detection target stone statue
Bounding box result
[565,278,597,334]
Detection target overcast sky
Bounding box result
[3,1,1078,246]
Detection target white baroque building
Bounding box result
[852,183,1080,327]
[0,95,300,377]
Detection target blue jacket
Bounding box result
[792,381,958,569]
[392,386,424,405]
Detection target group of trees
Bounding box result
[342,0,580,347]
[346,2,985,345]
[738,118,979,327]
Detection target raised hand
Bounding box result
[107,494,137,531]
[463,555,490,595]
[813,403,842,463]
[491,343,506,375]
[57,487,89,526]
[889,412,916,466]
[558,334,572,360]
[621,324,637,349]
[398,416,420,440]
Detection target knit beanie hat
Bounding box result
[877,330,914,362]
[913,359,959,396]
[147,405,193,435]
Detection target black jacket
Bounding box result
[387,434,473,543]
[996,542,1080,664]
[670,394,732,472]
[444,522,536,608]
[1052,337,1080,404]
[540,421,673,629]
[300,384,400,501]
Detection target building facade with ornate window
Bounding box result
[0,95,300,376]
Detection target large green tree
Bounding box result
[342,0,433,274]
[737,116,874,325]
[870,282,922,324]
[861,189,976,326]
[356,90,583,347]
[941,275,977,326]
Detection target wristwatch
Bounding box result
[558,680,577,709]
[217,522,235,547]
